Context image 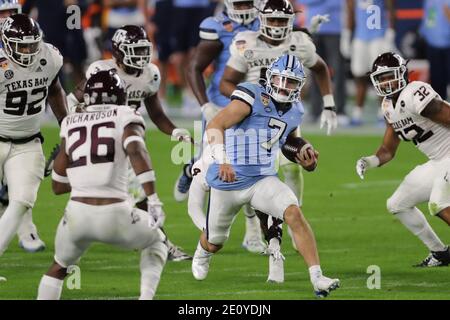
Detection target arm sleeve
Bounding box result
[199,17,220,41]
[230,82,256,108]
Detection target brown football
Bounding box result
[281,136,317,171]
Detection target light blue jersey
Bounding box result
[420,0,450,48]
[174,0,209,8]
[206,82,304,191]
[354,0,387,41]
[199,12,260,107]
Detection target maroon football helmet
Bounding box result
[1,13,42,67]
[370,52,408,97]
[84,70,127,106]
[112,25,152,71]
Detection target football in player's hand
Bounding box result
[281,136,318,171]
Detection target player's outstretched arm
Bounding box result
[356,124,400,179]
[48,77,68,125]
[187,39,223,106]
[309,56,337,135]
[206,99,251,182]
[219,66,246,98]
[144,95,192,143]
[420,98,450,126]
[51,139,71,195]
[123,123,164,228]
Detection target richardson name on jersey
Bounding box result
[65,109,118,125]
[4,77,49,91]
[390,116,414,130]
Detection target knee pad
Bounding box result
[386,196,403,214]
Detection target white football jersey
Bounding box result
[382,81,450,160]
[85,59,161,110]
[227,30,319,83]
[0,43,63,139]
[60,104,146,199]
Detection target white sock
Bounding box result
[37,275,63,300]
[187,179,207,231]
[281,164,303,202]
[17,209,38,240]
[395,208,446,252]
[352,106,363,120]
[244,204,260,236]
[139,248,166,300]
[309,265,323,283]
[195,241,213,257]
[0,201,29,255]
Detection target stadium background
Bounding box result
[0,0,449,300]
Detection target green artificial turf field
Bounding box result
[0,126,448,300]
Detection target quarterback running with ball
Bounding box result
[192,54,340,298]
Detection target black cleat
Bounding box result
[44,144,60,177]
[414,246,450,267]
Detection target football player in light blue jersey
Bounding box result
[192,54,340,298]
[176,0,267,254]
[0,0,47,254]
[341,0,396,125]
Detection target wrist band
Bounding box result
[52,170,69,183]
[123,135,145,149]
[210,144,231,165]
[323,94,335,108]
[137,170,156,184]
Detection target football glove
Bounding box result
[147,193,165,229]
[320,108,338,136]
[171,128,192,143]
[356,155,380,180]
[310,14,330,34]
[44,144,61,177]
[201,102,221,122]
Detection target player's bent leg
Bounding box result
[192,187,242,280]
[187,173,208,231]
[429,171,450,226]
[242,204,266,254]
[284,205,340,297]
[280,158,303,251]
[387,164,448,266]
[0,201,29,255]
[17,209,46,253]
[139,243,168,300]
[250,177,339,297]
[37,262,67,300]
[2,142,45,255]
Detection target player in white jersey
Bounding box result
[216,0,337,280]
[37,70,168,300]
[357,52,450,267]
[0,1,48,253]
[0,14,68,265]
[65,25,192,262]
